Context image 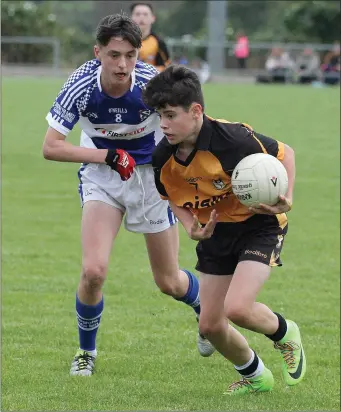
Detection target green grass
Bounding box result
[2,77,340,411]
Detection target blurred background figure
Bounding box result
[2,1,340,86]
[321,41,340,85]
[234,30,249,70]
[130,2,170,71]
[191,57,211,84]
[294,47,320,84]
[256,47,295,84]
[175,55,189,65]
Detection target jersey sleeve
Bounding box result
[45,78,81,136]
[237,123,285,161]
[155,38,171,69]
[153,165,169,199]
[151,139,171,200]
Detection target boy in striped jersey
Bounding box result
[43,13,214,376]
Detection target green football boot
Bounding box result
[274,320,306,386]
[224,367,274,395]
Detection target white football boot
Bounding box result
[70,349,96,376]
[196,315,215,357]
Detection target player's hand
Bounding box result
[249,195,292,215]
[189,210,218,241]
[105,149,136,181]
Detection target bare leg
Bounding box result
[225,261,278,335]
[144,224,189,297]
[78,201,123,305]
[199,272,253,366]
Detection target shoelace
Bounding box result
[274,340,300,369]
[75,353,94,371]
[226,378,252,393]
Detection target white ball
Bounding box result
[231,153,288,207]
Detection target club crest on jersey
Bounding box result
[139,109,152,121]
[85,112,98,119]
[212,178,228,190]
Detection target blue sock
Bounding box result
[76,294,103,351]
[175,270,201,315]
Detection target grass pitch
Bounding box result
[2,77,340,411]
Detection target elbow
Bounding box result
[42,143,54,160]
[284,143,295,157]
[283,144,295,165]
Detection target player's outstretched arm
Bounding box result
[42,127,136,181]
[279,144,295,204]
[189,210,218,241]
[43,127,108,164]
[169,201,194,233]
[170,201,217,241]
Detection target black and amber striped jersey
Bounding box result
[139,32,170,71]
[152,115,286,224]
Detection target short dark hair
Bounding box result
[142,65,205,110]
[96,13,142,48]
[130,2,154,14]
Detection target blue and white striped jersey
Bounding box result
[46,59,163,165]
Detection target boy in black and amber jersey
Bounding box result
[131,2,170,71]
[143,65,306,395]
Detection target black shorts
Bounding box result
[195,214,288,276]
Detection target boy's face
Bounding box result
[157,104,203,145]
[131,5,155,31]
[94,37,138,86]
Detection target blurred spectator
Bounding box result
[321,41,340,85]
[256,47,295,84]
[191,58,211,84]
[130,2,170,71]
[234,30,249,70]
[294,48,320,84]
[173,54,189,65]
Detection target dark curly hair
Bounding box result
[142,64,204,111]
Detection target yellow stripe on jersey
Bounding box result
[277,141,285,161]
[251,133,267,154]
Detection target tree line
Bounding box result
[2,0,340,66]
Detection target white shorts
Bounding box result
[78,163,177,234]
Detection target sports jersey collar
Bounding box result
[130,69,136,91]
[195,114,213,150]
[97,64,102,91]
[97,65,136,93]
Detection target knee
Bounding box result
[81,262,107,291]
[153,270,181,297]
[225,305,251,327]
[155,275,179,296]
[198,316,225,338]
